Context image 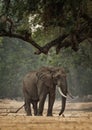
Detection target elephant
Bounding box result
[23,66,67,116]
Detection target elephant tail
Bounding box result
[15,104,25,113]
[6,104,25,115]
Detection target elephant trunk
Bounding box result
[59,96,66,116]
[57,80,67,116]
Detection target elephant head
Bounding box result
[51,67,67,115]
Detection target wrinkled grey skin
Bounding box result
[23,67,67,116]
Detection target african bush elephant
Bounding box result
[23,67,67,116]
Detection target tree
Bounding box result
[0,0,92,55]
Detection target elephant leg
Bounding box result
[24,99,32,116]
[47,91,55,116]
[32,101,38,116]
[38,93,47,116]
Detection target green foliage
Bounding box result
[0,0,92,99]
[0,0,92,36]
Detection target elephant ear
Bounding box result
[36,67,53,87]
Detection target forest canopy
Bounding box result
[0,0,92,54]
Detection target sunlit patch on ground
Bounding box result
[0,99,92,130]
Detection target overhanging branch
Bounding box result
[34,34,69,54]
[0,32,69,54]
[0,32,42,51]
[0,28,91,55]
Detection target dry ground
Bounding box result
[0,99,92,130]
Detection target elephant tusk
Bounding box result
[58,87,67,98]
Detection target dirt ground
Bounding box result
[0,99,92,130]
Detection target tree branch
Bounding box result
[0,31,69,54]
[0,32,42,51]
[0,27,91,55]
[34,34,69,54]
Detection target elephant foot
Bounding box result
[47,113,53,116]
[26,110,32,116]
[34,113,37,116]
[34,111,38,116]
[37,113,43,116]
[37,114,43,116]
[27,113,32,116]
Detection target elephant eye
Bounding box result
[57,75,61,79]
